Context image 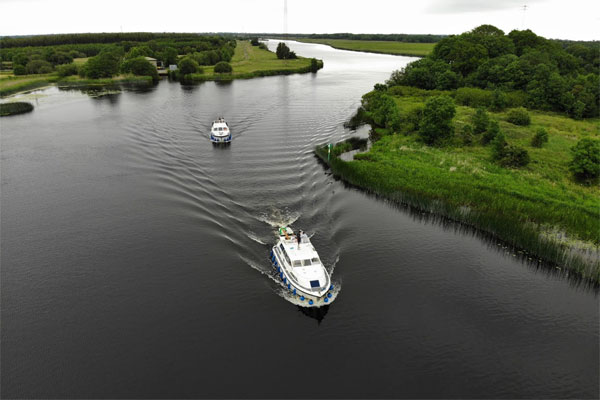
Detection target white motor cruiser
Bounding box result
[210,117,231,143]
[270,227,334,307]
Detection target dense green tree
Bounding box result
[569,138,600,181]
[80,47,123,78]
[418,95,456,145]
[531,128,549,147]
[13,64,26,75]
[177,57,199,75]
[472,107,490,134]
[276,42,297,59]
[158,46,178,66]
[25,59,53,74]
[506,107,531,125]
[482,120,500,144]
[56,63,78,77]
[250,37,260,46]
[214,61,232,73]
[121,56,159,82]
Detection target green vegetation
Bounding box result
[0,73,59,97]
[317,26,599,282]
[120,56,159,82]
[387,25,599,118]
[0,101,33,116]
[214,61,233,73]
[294,38,435,57]
[275,42,297,59]
[185,41,322,82]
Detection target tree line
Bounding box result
[386,25,599,119]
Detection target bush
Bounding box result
[276,42,297,59]
[506,107,531,125]
[25,59,53,74]
[178,57,198,75]
[482,120,500,144]
[250,37,260,46]
[472,107,489,134]
[460,124,474,145]
[491,132,530,167]
[13,64,26,75]
[569,138,600,181]
[120,56,158,82]
[56,63,78,77]
[81,48,122,78]
[454,87,493,107]
[491,89,508,111]
[214,61,232,73]
[0,102,34,117]
[418,95,456,145]
[310,58,319,72]
[531,128,549,147]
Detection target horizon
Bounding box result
[1,0,598,41]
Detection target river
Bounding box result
[1,40,597,398]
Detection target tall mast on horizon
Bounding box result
[284,0,288,37]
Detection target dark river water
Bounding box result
[1,40,598,398]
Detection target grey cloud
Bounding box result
[426,0,545,14]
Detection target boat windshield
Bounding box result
[302,259,312,266]
[293,260,302,267]
[311,257,320,264]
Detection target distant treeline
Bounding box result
[386,25,600,118]
[0,32,236,82]
[259,33,446,43]
[0,32,233,48]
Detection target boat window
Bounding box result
[311,257,320,264]
[302,259,312,266]
[293,260,302,267]
[218,127,223,131]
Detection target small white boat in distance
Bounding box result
[270,227,334,307]
[210,117,231,143]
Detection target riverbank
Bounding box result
[292,38,434,57]
[317,94,599,283]
[0,73,153,97]
[187,40,322,82]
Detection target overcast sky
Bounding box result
[1,0,598,41]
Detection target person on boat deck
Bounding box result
[297,231,302,245]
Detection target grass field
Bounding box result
[0,73,59,97]
[189,40,320,81]
[317,90,600,282]
[293,38,434,57]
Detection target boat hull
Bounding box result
[210,134,232,143]
[270,247,334,307]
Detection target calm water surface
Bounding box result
[1,41,598,398]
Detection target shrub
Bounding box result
[531,128,549,147]
[56,63,78,77]
[569,138,600,181]
[276,42,297,59]
[250,37,260,46]
[81,48,122,78]
[491,89,508,111]
[214,61,232,73]
[491,132,530,167]
[0,102,33,117]
[13,64,26,75]
[454,87,493,107]
[506,107,531,125]
[482,120,500,144]
[460,124,474,145]
[120,56,158,82]
[472,107,489,134]
[25,59,53,74]
[418,95,456,145]
[178,57,198,75]
[310,58,319,72]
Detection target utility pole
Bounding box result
[284,0,288,38]
[521,4,528,29]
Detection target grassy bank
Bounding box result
[0,73,59,97]
[188,40,322,81]
[0,72,153,97]
[293,38,434,57]
[317,95,599,282]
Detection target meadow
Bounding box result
[294,38,435,57]
[317,93,600,282]
[189,40,321,81]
